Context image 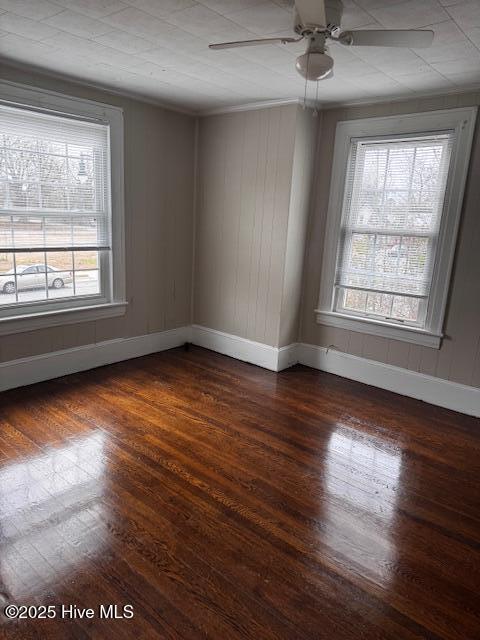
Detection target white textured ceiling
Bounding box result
[0,0,480,112]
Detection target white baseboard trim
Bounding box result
[191,324,298,372]
[1,323,478,418]
[277,342,299,372]
[191,326,479,416]
[297,342,480,418]
[0,325,191,393]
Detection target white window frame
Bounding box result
[316,107,477,349]
[0,80,126,336]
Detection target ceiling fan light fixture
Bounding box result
[295,52,333,80]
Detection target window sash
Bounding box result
[0,246,110,253]
[316,107,477,348]
[335,228,437,299]
[333,131,453,326]
[0,213,111,252]
[0,143,109,216]
[0,247,109,314]
[0,99,113,317]
[334,287,429,328]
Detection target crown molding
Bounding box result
[317,83,480,111]
[199,98,300,116]
[0,57,197,118]
[196,85,480,118]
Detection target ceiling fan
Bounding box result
[209,0,434,81]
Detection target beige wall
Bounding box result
[0,63,195,363]
[279,106,318,346]
[194,104,300,347]
[300,91,480,389]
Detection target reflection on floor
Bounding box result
[324,430,402,588]
[0,432,106,600]
[0,345,479,640]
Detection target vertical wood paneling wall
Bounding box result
[279,106,318,346]
[300,91,480,389]
[0,64,195,364]
[194,105,300,347]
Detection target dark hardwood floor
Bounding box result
[0,345,479,639]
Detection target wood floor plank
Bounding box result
[0,345,479,639]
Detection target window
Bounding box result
[0,81,125,334]
[317,108,477,348]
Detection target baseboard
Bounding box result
[297,343,480,418]
[1,323,478,418]
[190,326,479,416]
[191,325,298,372]
[0,325,191,393]
[277,342,299,372]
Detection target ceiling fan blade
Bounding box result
[209,37,301,50]
[295,0,326,26]
[339,29,434,48]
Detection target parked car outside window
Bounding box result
[0,265,73,294]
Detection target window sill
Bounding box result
[315,309,442,349]
[0,301,128,336]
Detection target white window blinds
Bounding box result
[0,103,111,252]
[334,132,453,326]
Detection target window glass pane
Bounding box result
[15,252,47,303]
[41,140,67,156]
[15,251,44,271]
[4,133,38,150]
[45,217,73,247]
[68,155,95,211]
[365,291,393,317]
[0,149,6,179]
[74,269,99,296]
[74,250,98,270]
[0,181,6,208]
[73,217,100,246]
[47,251,73,271]
[342,288,367,313]
[349,233,374,271]
[40,151,67,182]
[8,180,41,209]
[47,271,74,299]
[40,152,68,210]
[397,237,429,277]
[384,147,414,189]
[391,295,420,322]
[339,287,421,323]
[0,252,101,303]
[0,253,14,303]
[67,144,93,159]
[340,233,430,297]
[0,215,13,249]
[69,183,95,212]
[351,138,449,233]
[11,216,45,248]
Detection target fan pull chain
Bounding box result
[303,52,310,109]
[313,79,320,117]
